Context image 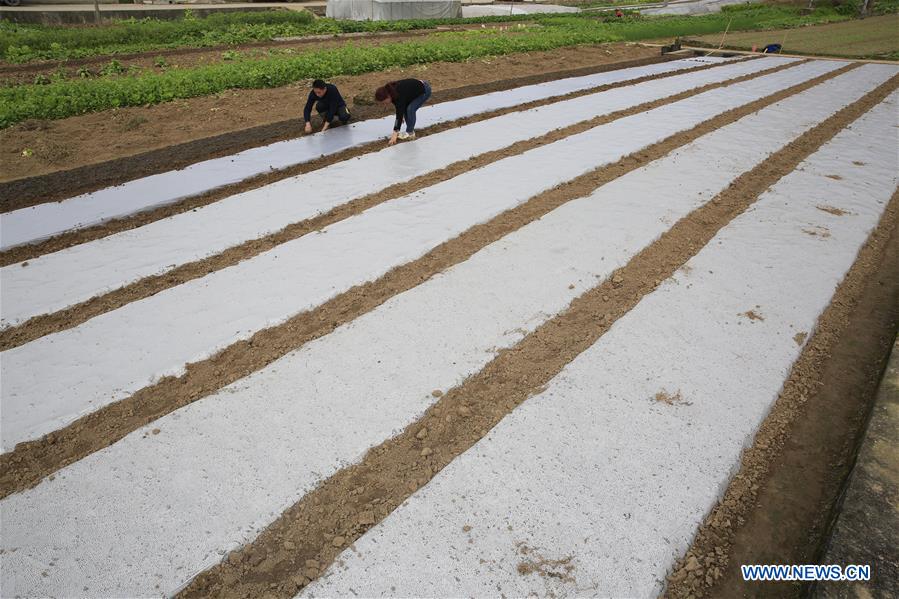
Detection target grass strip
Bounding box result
[1,11,536,63]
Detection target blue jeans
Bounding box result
[404,80,431,133]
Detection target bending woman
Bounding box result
[375,79,432,146]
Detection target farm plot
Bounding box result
[0,56,724,251]
[1,56,824,449]
[1,55,897,598]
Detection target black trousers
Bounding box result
[316,101,351,124]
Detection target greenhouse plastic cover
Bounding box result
[327,0,462,20]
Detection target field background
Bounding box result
[685,13,899,58]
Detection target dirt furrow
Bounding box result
[0,58,791,350]
[0,60,847,499]
[172,71,898,599]
[664,199,899,599]
[0,49,666,213]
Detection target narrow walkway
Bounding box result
[814,337,899,598]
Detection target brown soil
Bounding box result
[665,191,899,599]
[0,56,774,350]
[817,205,849,216]
[803,225,831,238]
[177,68,898,599]
[516,545,577,583]
[0,42,658,186]
[655,390,688,405]
[4,56,810,497]
[0,53,701,266]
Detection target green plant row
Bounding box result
[0,7,849,128]
[0,11,540,63]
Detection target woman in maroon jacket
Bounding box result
[375,79,432,146]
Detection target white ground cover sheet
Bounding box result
[0,60,840,454]
[0,60,838,455]
[304,88,899,599]
[0,57,779,330]
[1,62,888,599]
[0,58,732,251]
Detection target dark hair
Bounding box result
[374,82,398,102]
[312,79,327,90]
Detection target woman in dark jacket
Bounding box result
[374,79,432,146]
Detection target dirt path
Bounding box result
[0,43,657,185]
[668,195,899,599]
[177,70,899,599]
[664,200,899,598]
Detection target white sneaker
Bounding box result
[398,131,416,140]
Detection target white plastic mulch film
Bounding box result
[326,0,462,21]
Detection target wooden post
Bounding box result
[94,0,101,24]
[859,0,871,16]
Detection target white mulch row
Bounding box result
[0,57,778,330]
[304,86,899,599]
[0,61,887,599]
[0,58,732,250]
[0,60,835,454]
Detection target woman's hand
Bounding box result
[304,122,312,134]
[388,131,398,146]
